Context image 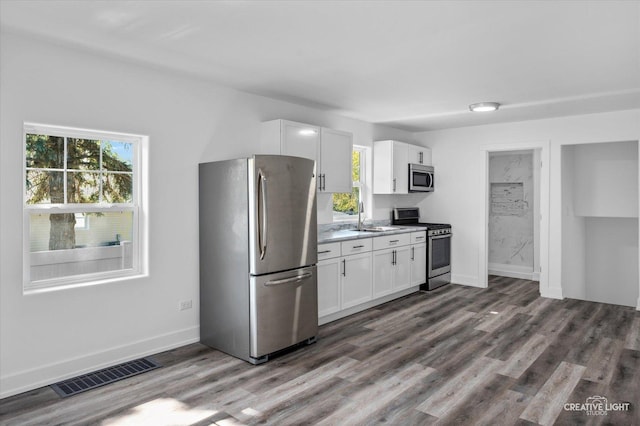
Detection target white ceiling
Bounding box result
[1,0,639,132]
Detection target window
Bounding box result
[332,146,365,221]
[23,123,146,291]
[74,213,89,230]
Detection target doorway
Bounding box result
[478,142,550,295]
[487,150,539,281]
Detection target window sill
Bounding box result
[23,271,148,295]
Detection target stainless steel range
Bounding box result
[392,208,452,290]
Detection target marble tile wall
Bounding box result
[489,152,534,268]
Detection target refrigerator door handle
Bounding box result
[258,169,268,260]
[264,271,313,286]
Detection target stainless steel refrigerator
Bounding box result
[199,155,318,364]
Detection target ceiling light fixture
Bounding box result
[469,102,500,112]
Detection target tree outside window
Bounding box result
[333,147,364,220]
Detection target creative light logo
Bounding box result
[564,395,631,416]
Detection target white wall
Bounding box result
[0,32,414,398]
[561,145,587,300]
[572,141,638,217]
[414,109,640,303]
[584,218,639,306]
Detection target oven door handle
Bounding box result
[430,234,452,240]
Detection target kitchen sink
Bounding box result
[360,226,400,232]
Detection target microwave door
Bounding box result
[411,171,428,191]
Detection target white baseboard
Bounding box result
[488,263,538,281]
[540,286,564,300]
[451,274,482,288]
[0,326,199,399]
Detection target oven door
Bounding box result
[408,165,434,192]
[428,234,451,277]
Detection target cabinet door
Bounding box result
[373,140,394,194]
[393,245,412,291]
[410,243,427,286]
[373,248,394,298]
[281,121,320,163]
[407,145,432,166]
[320,128,352,193]
[318,258,341,318]
[373,140,409,194]
[392,141,408,194]
[341,252,373,309]
[407,144,424,165]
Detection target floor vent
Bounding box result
[50,357,161,398]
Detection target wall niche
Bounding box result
[561,141,639,307]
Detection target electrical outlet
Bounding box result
[179,300,192,311]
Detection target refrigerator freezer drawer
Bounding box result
[249,266,318,359]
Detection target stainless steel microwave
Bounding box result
[408,164,434,192]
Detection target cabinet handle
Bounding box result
[393,178,396,192]
[318,250,331,254]
[415,236,424,240]
[411,246,415,261]
[352,245,365,249]
[322,174,326,191]
[389,240,399,243]
[392,250,396,265]
[419,152,423,164]
[342,259,346,276]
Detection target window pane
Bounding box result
[29,211,134,281]
[352,150,361,182]
[26,170,64,204]
[67,172,100,203]
[26,134,64,169]
[67,138,100,170]
[332,186,360,218]
[102,141,133,172]
[102,173,133,203]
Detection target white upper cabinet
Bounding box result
[320,128,353,193]
[373,140,408,194]
[281,121,320,162]
[373,140,432,194]
[407,144,432,166]
[261,119,352,193]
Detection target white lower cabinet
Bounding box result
[341,252,373,309]
[372,249,394,297]
[318,231,423,324]
[410,242,427,286]
[409,231,427,286]
[317,257,342,317]
[317,241,372,320]
[394,246,412,291]
[373,244,411,298]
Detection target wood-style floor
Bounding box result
[1,276,639,425]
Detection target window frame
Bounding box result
[22,123,147,292]
[332,145,367,222]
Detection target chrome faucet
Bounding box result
[357,201,365,231]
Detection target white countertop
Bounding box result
[318,226,426,244]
